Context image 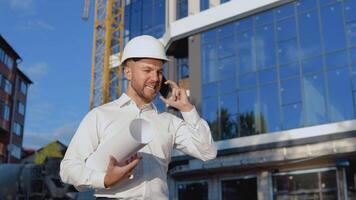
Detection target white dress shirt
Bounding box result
[60,93,217,199]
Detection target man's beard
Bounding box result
[131,81,158,103]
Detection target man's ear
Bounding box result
[123,64,132,81]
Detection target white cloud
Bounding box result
[8,0,35,14]
[18,20,55,31]
[22,61,49,79]
[22,131,52,150]
[23,124,77,150]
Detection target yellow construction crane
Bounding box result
[82,0,126,109]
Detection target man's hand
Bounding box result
[160,80,194,112]
[104,154,142,188]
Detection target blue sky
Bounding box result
[0,0,94,149]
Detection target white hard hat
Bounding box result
[119,35,169,66]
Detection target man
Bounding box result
[60,35,217,199]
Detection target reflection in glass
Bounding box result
[273,170,337,200]
[327,68,354,121]
[277,17,297,42]
[281,78,301,105]
[202,97,219,139]
[346,21,356,47]
[239,73,257,89]
[325,50,348,70]
[237,30,255,74]
[200,0,356,139]
[218,56,236,81]
[275,3,295,20]
[298,10,322,58]
[320,3,346,53]
[303,73,327,125]
[218,36,235,58]
[260,83,280,132]
[259,68,277,84]
[279,63,300,79]
[255,24,276,69]
[282,103,302,129]
[239,88,258,136]
[302,56,323,75]
[344,0,356,23]
[278,39,298,65]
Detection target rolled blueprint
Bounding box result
[85,118,154,171]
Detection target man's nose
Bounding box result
[150,72,159,82]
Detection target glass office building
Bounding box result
[113,0,356,199]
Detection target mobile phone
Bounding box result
[159,76,171,98]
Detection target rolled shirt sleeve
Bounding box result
[173,107,217,161]
[60,109,107,190]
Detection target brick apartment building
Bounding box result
[0,35,32,163]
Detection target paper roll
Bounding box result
[85,118,154,171]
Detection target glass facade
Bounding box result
[273,169,337,200]
[124,0,165,43]
[176,0,188,20]
[200,0,209,11]
[201,0,356,140]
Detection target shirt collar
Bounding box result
[116,93,158,113]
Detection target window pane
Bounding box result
[201,29,217,44]
[239,73,256,89]
[237,30,255,74]
[176,0,188,20]
[350,48,356,66]
[260,83,281,132]
[281,78,301,105]
[282,103,302,129]
[218,56,236,80]
[259,68,277,84]
[346,21,356,47]
[220,94,238,139]
[202,97,219,139]
[254,10,273,26]
[255,24,276,69]
[222,178,257,200]
[344,0,356,23]
[298,10,322,58]
[278,39,298,65]
[200,0,209,11]
[218,23,234,39]
[235,17,253,33]
[325,50,348,70]
[327,67,354,121]
[178,182,208,200]
[277,17,297,42]
[238,88,258,136]
[218,36,235,58]
[279,63,300,79]
[303,73,327,125]
[219,78,237,94]
[321,3,346,52]
[302,56,323,75]
[296,0,317,13]
[275,3,295,20]
[202,83,218,98]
